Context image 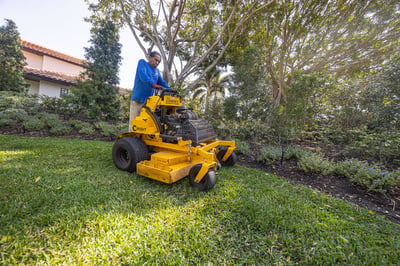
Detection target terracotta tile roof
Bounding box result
[21,39,85,66]
[24,66,131,95]
[23,66,79,85]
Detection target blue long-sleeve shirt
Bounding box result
[131,59,170,103]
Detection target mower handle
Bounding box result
[154,87,179,97]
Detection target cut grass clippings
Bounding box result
[0,135,399,264]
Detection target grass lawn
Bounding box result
[0,134,399,264]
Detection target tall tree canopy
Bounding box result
[86,0,274,90]
[0,19,28,92]
[240,0,400,105]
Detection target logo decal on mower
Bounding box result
[133,125,146,132]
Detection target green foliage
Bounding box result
[344,132,400,166]
[22,116,45,132]
[223,96,239,121]
[219,120,271,141]
[0,108,27,123]
[323,82,370,131]
[118,93,131,121]
[361,53,400,131]
[255,142,400,192]
[1,135,399,264]
[0,19,29,92]
[257,145,283,164]
[333,159,400,193]
[21,113,70,135]
[297,151,334,176]
[69,120,95,135]
[191,67,230,114]
[0,91,38,112]
[235,0,400,105]
[227,46,271,121]
[234,139,251,156]
[70,19,122,120]
[257,145,304,165]
[283,71,333,128]
[39,113,71,135]
[94,121,125,138]
[39,95,75,116]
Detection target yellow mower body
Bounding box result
[112,90,237,191]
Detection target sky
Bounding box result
[0,0,142,89]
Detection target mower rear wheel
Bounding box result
[189,164,216,191]
[217,150,237,167]
[112,137,149,172]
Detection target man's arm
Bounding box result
[156,72,170,89]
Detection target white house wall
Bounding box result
[42,55,84,75]
[26,80,40,95]
[38,80,66,98]
[23,51,43,70]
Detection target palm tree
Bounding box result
[191,69,231,114]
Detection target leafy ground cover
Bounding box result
[1,135,399,264]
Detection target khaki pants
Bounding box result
[129,100,144,131]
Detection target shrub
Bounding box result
[0,108,27,126]
[257,145,283,164]
[95,122,120,138]
[297,151,334,176]
[40,113,70,135]
[21,94,40,114]
[115,122,128,134]
[0,117,9,127]
[235,139,251,156]
[344,132,400,166]
[0,91,24,110]
[333,159,400,192]
[22,116,45,132]
[257,145,306,164]
[39,95,75,116]
[228,120,271,141]
[69,120,95,135]
[284,146,305,160]
[0,91,40,114]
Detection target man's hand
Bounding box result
[152,84,164,89]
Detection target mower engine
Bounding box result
[157,106,216,146]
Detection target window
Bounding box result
[60,88,69,97]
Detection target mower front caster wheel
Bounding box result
[112,137,149,172]
[217,150,237,167]
[189,164,216,191]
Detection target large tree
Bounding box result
[228,45,271,120]
[234,0,400,106]
[0,19,28,92]
[86,0,274,90]
[72,19,122,120]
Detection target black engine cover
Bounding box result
[178,119,216,146]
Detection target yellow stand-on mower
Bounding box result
[112,88,237,191]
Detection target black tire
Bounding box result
[112,137,149,172]
[188,164,216,191]
[217,149,237,167]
